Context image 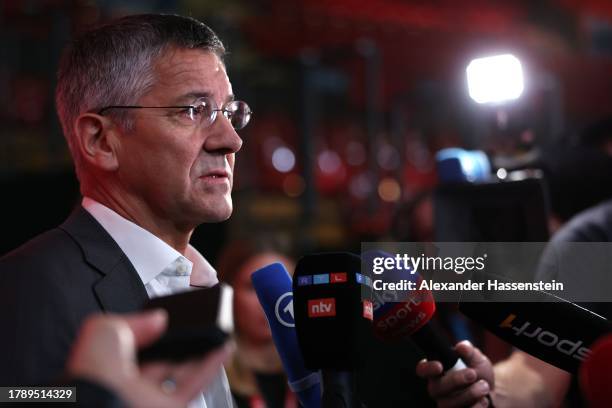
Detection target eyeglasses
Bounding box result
[97,96,252,130]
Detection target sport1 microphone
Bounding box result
[251,263,321,408]
[580,334,612,408]
[364,250,466,372]
[372,289,466,371]
[460,291,611,374]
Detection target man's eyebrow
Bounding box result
[177,92,236,104]
[177,92,212,104]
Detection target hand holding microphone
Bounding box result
[416,287,610,407]
[372,278,494,406]
[364,250,494,407]
[415,340,494,408]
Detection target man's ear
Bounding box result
[74,113,122,171]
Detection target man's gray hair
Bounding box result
[55,14,225,179]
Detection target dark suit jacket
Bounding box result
[0,206,149,386]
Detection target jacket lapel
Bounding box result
[60,206,149,313]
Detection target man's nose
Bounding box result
[203,114,243,154]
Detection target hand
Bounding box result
[416,340,494,408]
[66,310,232,408]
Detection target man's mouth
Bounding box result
[201,169,230,178]
[199,169,231,185]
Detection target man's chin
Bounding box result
[198,202,233,223]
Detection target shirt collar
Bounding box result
[82,197,218,287]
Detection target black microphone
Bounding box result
[293,252,371,408]
[460,291,611,374]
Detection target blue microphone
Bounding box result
[251,263,321,408]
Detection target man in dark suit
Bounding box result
[0,14,251,407]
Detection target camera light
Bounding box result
[467,54,524,104]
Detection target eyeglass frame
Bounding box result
[96,97,253,130]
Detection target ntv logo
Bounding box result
[499,314,591,361]
[308,298,336,318]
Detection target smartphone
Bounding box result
[138,283,233,362]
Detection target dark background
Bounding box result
[2,0,612,258]
[2,1,612,406]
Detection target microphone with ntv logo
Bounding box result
[293,252,372,408]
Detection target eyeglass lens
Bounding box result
[192,97,251,130]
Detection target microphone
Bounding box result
[364,250,466,372]
[372,288,467,371]
[293,252,371,408]
[580,334,612,408]
[251,263,322,408]
[460,291,611,374]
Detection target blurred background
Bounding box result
[3,1,612,406]
[2,0,612,258]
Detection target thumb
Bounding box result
[455,340,487,367]
[122,309,168,348]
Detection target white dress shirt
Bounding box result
[83,197,233,408]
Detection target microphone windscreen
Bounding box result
[251,263,321,408]
[293,252,371,370]
[373,293,436,340]
[372,290,462,370]
[366,249,462,370]
[580,334,612,408]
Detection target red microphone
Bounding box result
[363,248,466,372]
[373,285,466,371]
[580,334,612,408]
